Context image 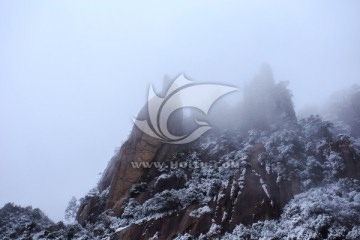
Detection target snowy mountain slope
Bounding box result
[2,68,360,239]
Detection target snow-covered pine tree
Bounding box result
[65,196,79,222]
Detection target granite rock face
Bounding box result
[75,70,360,239]
[77,78,184,225]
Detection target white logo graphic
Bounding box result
[134,74,237,144]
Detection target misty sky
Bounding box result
[1,0,360,221]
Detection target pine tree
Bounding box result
[64,196,79,222]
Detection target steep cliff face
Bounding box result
[77,78,184,225]
[74,70,360,239]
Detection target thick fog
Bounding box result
[1,0,360,221]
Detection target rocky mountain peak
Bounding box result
[73,69,360,239]
[3,69,359,240]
